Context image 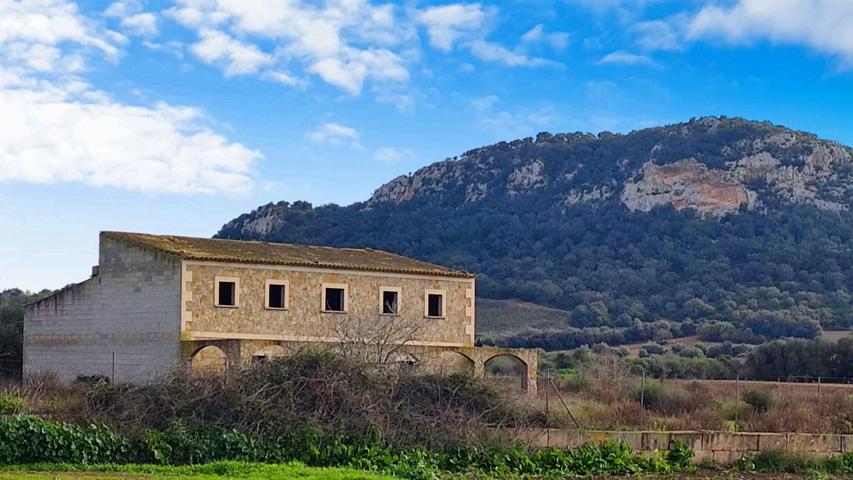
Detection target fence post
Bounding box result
[735,375,740,431]
[545,369,550,425]
[639,370,646,429]
[111,351,116,383]
[817,377,822,428]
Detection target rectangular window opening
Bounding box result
[218,281,236,307]
[268,284,286,309]
[325,287,346,312]
[382,290,399,315]
[427,293,444,318]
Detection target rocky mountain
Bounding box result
[362,116,852,215]
[218,117,853,347]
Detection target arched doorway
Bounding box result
[190,345,228,375]
[484,354,528,392]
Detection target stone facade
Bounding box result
[181,261,475,347]
[23,232,539,395]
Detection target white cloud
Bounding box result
[122,13,158,36]
[307,122,363,149]
[522,24,569,50]
[0,0,260,195]
[261,70,303,88]
[632,19,683,51]
[166,0,413,97]
[190,28,272,76]
[106,1,157,36]
[416,3,487,51]
[0,80,260,195]
[469,40,556,67]
[414,4,559,68]
[634,1,853,67]
[374,147,413,163]
[597,50,657,66]
[685,0,853,65]
[0,0,120,68]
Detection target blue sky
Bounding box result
[2,0,853,290]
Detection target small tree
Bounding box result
[331,309,425,366]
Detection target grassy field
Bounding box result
[476,298,569,337]
[0,462,394,480]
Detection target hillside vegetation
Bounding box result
[218,117,853,347]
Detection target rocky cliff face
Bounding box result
[362,117,853,218]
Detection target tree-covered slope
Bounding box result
[217,117,853,346]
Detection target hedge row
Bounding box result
[3,414,853,478]
[0,414,694,478]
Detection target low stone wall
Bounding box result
[514,429,852,465]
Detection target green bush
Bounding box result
[722,400,751,422]
[739,451,853,476]
[742,388,776,412]
[0,415,133,464]
[139,423,259,465]
[0,395,26,415]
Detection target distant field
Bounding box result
[821,330,853,342]
[476,298,569,337]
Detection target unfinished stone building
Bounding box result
[24,232,538,395]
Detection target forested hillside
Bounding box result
[218,117,853,349]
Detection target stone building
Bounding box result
[24,232,538,395]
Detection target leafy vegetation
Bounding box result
[745,337,853,380]
[737,451,853,476]
[0,415,695,478]
[0,415,133,465]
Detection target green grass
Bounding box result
[0,461,396,480]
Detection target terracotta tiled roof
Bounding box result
[101,231,475,279]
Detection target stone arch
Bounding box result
[437,350,475,376]
[251,344,287,365]
[484,353,529,392]
[190,345,228,375]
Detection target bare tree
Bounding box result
[331,307,425,367]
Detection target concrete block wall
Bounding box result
[513,429,852,465]
[23,235,182,383]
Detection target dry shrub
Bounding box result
[675,407,725,431]
[743,390,853,434]
[60,348,531,451]
[576,358,637,404]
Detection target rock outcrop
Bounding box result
[622,159,756,216]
